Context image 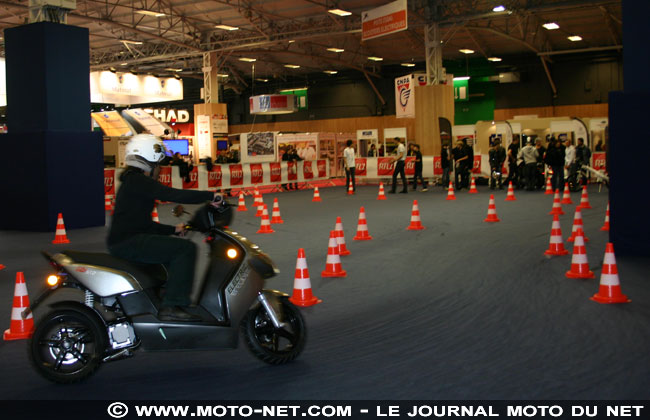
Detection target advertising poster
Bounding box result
[158,166,172,187]
[317,160,327,178]
[303,160,314,179]
[118,140,129,168]
[592,152,606,172]
[211,113,228,134]
[405,156,416,176]
[122,108,169,137]
[395,74,426,118]
[270,162,282,183]
[182,166,199,189]
[207,166,222,188]
[279,133,318,161]
[377,157,395,176]
[104,169,115,196]
[250,163,264,184]
[472,155,482,174]
[230,164,244,186]
[243,132,276,163]
[196,115,211,160]
[287,161,297,181]
[355,158,368,177]
[92,111,134,137]
[361,0,408,41]
[433,156,442,176]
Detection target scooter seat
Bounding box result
[61,251,168,290]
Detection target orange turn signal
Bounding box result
[46,275,60,287]
[226,248,238,259]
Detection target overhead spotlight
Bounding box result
[487,57,502,62]
[239,57,257,62]
[368,56,383,61]
[453,76,470,81]
[135,10,166,17]
[328,9,351,17]
[401,63,416,67]
[492,5,506,12]
[121,39,143,45]
[288,40,295,44]
[120,62,129,66]
[109,67,117,73]
[459,49,475,54]
[324,70,338,75]
[542,22,560,30]
[174,74,181,80]
[568,35,583,42]
[165,68,183,72]
[326,48,345,53]
[255,78,269,82]
[215,24,239,31]
[217,74,230,77]
[284,64,300,69]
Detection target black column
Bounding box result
[0,22,104,231]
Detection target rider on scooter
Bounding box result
[107,134,221,322]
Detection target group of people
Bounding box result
[438,138,474,191]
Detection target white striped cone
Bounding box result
[237,192,247,211]
[567,208,589,242]
[347,180,354,195]
[549,190,564,215]
[254,189,263,206]
[151,205,159,222]
[52,213,70,244]
[577,185,592,209]
[255,195,265,217]
[270,198,284,224]
[591,243,630,304]
[561,182,573,204]
[334,217,350,256]
[468,177,478,193]
[446,182,456,200]
[312,186,322,202]
[256,204,274,233]
[289,249,322,307]
[505,181,516,201]
[544,214,569,256]
[377,182,387,200]
[484,194,500,222]
[322,230,347,277]
[566,228,594,279]
[105,195,113,210]
[3,272,34,340]
[407,200,425,230]
[600,202,610,231]
[353,207,372,240]
[544,177,553,195]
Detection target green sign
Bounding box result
[279,89,308,110]
[453,79,469,102]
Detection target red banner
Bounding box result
[592,152,606,172]
[287,161,297,181]
[355,158,367,176]
[303,160,314,179]
[104,168,115,196]
[317,159,327,178]
[377,157,395,176]
[230,164,244,186]
[207,166,222,188]
[472,156,481,174]
[405,157,416,176]
[433,156,442,176]
[250,163,264,184]
[182,166,199,189]
[158,166,172,187]
[270,162,282,183]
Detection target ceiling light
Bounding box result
[284,64,300,69]
[327,48,345,53]
[120,62,129,66]
[135,10,166,17]
[121,40,143,45]
[280,87,307,93]
[568,35,583,42]
[165,68,183,72]
[217,74,229,77]
[401,63,416,67]
[487,57,502,62]
[255,78,269,82]
[453,76,470,81]
[492,5,506,12]
[239,57,257,62]
[324,70,338,75]
[215,24,239,31]
[459,49,475,54]
[328,9,352,17]
[543,22,560,30]
[368,56,383,61]
[288,40,295,44]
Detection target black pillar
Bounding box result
[0,22,104,231]
[608,0,650,256]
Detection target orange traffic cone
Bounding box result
[505,181,516,201]
[3,272,34,340]
[577,185,592,209]
[565,228,594,279]
[406,200,425,230]
[256,204,274,234]
[468,177,478,193]
[289,249,322,307]
[567,208,589,242]
[353,207,372,240]
[544,214,569,256]
[561,183,573,204]
[270,198,284,224]
[151,204,159,222]
[237,192,247,211]
[549,190,564,215]
[600,202,610,231]
[484,194,500,222]
[334,217,350,256]
[591,243,630,304]
[52,213,70,244]
[254,189,264,216]
[321,230,347,277]
[446,182,456,200]
[377,182,387,200]
[312,186,322,202]
[347,180,354,195]
[544,176,553,195]
[0,264,5,270]
[105,195,113,210]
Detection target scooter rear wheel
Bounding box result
[241,298,306,364]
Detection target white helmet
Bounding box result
[125,134,167,172]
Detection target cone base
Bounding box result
[237,207,247,212]
[469,189,478,194]
[545,248,569,256]
[567,235,589,242]
[312,198,322,202]
[505,196,516,201]
[321,270,347,278]
[545,190,554,195]
[0,264,5,270]
[484,217,500,222]
[561,199,573,205]
[407,225,425,230]
[566,270,595,279]
[257,228,275,234]
[4,328,33,340]
[578,204,592,210]
[353,235,372,240]
[590,294,630,304]
[446,196,456,201]
[289,295,322,307]
[270,219,284,224]
[52,238,70,244]
[549,209,565,215]
[339,249,351,256]
[377,196,387,200]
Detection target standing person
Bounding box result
[107,134,221,322]
[343,139,356,193]
[575,137,591,185]
[441,143,451,189]
[488,138,506,190]
[411,144,428,192]
[534,138,547,190]
[452,140,469,191]
[368,143,378,157]
[518,139,539,191]
[463,138,474,189]
[389,137,408,194]
[564,138,577,184]
[544,137,565,191]
[506,139,520,187]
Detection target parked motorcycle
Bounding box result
[25,201,306,383]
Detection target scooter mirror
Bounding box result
[172,205,185,217]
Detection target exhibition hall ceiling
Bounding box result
[0,0,621,91]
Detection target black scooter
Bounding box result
[26,202,306,384]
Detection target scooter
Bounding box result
[25,201,306,384]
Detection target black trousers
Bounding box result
[550,165,565,192]
[345,167,356,192]
[455,163,469,190]
[391,160,407,192]
[524,162,537,190]
[412,166,426,190]
[109,234,197,307]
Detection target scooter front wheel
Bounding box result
[241,298,306,364]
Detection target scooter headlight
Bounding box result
[226,248,238,259]
[46,275,60,287]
